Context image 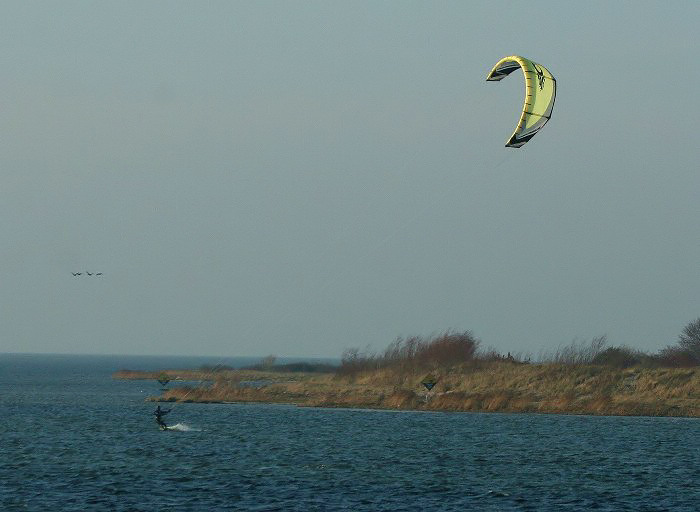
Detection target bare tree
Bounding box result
[678,317,700,363]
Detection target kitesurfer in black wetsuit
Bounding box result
[154,405,171,429]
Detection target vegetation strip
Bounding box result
[114,320,700,417]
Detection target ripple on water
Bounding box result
[2,356,699,511]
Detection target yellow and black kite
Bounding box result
[486,55,556,148]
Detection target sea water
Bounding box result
[1,353,698,511]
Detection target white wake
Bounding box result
[165,422,200,432]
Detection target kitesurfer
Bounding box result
[153,405,171,430]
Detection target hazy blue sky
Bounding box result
[1,1,698,357]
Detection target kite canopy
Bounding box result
[486,55,556,148]
[421,374,438,392]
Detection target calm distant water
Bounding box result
[1,353,698,511]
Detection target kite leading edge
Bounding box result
[486,55,556,148]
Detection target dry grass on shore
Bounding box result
[114,329,700,417]
[350,362,700,416]
[116,362,700,417]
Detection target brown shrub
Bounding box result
[656,346,699,368]
[339,331,480,376]
[592,346,645,368]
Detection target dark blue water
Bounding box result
[1,354,698,511]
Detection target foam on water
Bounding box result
[166,422,200,432]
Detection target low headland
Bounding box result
[114,328,700,417]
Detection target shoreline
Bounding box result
[113,363,700,418]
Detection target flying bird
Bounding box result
[72,272,82,276]
[86,272,93,276]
